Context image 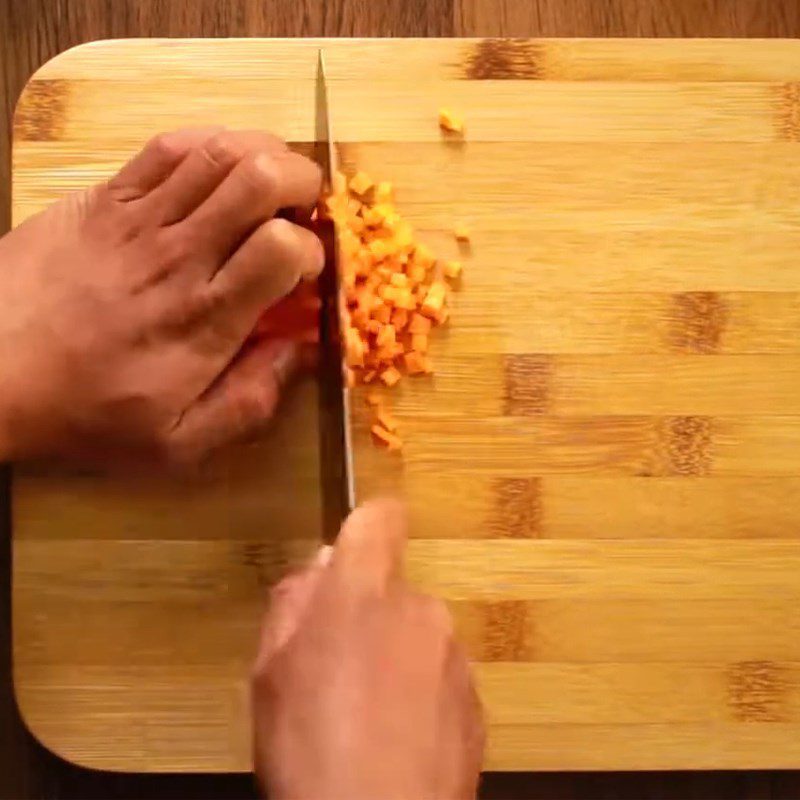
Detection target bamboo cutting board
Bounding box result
[12,38,800,773]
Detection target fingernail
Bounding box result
[271,339,300,388]
[314,545,334,568]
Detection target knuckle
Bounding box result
[231,383,278,431]
[259,216,297,249]
[202,131,245,169]
[147,131,182,162]
[239,152,281,196]
[157,228,193,270]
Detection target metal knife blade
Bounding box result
[316,50,355,542]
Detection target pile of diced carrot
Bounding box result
[322,110,468,450]
[324,165,467,449]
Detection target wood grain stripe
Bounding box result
[654,416,713,477]
[479,601,531,661]
[727,661,789,722]
[459,38,546,80]
[488,478,542,538]
[775,83,800,143]
[503,355,552,415]
[668,292,727,354]
[13,80,68,142]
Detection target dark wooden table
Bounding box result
[2,1,800,798]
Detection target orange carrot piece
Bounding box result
[403,351,427,375]
[380,367,402,387]
[372,303,392,324]
[444,260,462,279]
[421,282,447,317]
[349,171,374,195]
[376,408,398,432]
[391,308,409,331]
[438,107,464,134]
[390,272,409,288]
[375,181,394,203]
[411,333,428,353]
[366,391,381,406]
[371,424,403,451]
[376,324,397,348]
[408,313,432,335]
[454,223,471,241]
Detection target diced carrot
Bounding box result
[438,107,464,134]
[345,328,366,367]
[372,303,392,324]
[415,243,435,269]
[376,408,398,432]
[380,367,402,387]
[444,260,462,279]
[391,308,409,330]
[375,181,394,203]
[408,313,432,335]
[371,424,403,451]
[407,264,426,284]
[349,171,374,195]
[411,333,428,353]
[376,324,396,348]
[324,168,463,450]
[390,272,409,288]
[421,282,447,317]
[369,239,390,262]
[360,207,379,227]
[351,308,369,329]
[394,288,416,310]
[403,351,427,375]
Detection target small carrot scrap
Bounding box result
[438,107,464,134]
[454,223,471,241]
[403,351,427,375]
[371,424,403,451]
[375,181,394,203]
[376,408,398,433]
[444,260,463,279]
[349,171,374,195]
[408,313,432,335]
[380,366,402,387]
[366,391,381,407]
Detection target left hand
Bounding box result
[0,128,322,466]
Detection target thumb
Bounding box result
[167,337,299,464]
[330,499,408,598]
[253,545,333,673]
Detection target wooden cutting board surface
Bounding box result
[12,37,800,773]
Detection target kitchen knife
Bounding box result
[316,50,356,542]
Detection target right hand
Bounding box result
[252,500,485,800]
[0,128,322,466]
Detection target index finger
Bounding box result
[329,499,408,597]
